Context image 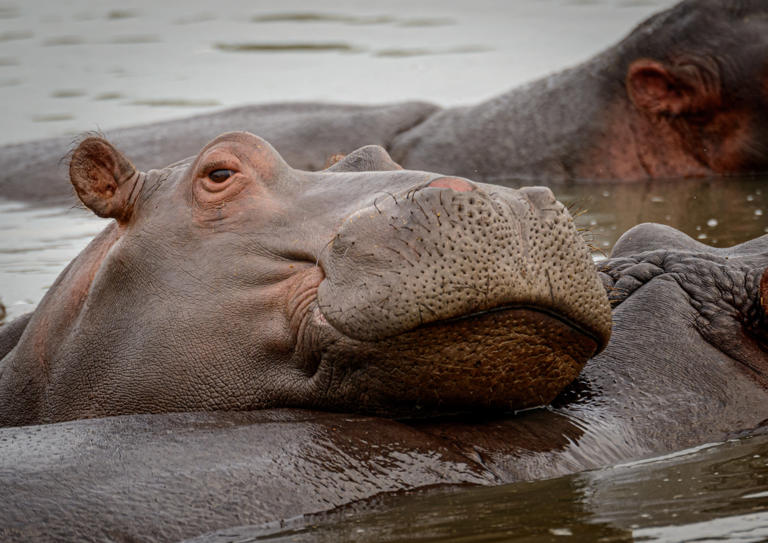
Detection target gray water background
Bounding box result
[1,1,768,541]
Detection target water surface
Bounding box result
[193,432,768,542]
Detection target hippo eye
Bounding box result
[208,169,235,183]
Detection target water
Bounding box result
[0,0,678,146]
[2,1,768,541]
[193,433,768,542]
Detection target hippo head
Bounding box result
[598,223,768,390]
[0,132,611,425]
[618,0,768,174]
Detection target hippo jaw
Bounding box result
[301,180,611,416]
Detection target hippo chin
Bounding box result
[2,0,767,207]
[0,132,610,427]
[0,224,766,541]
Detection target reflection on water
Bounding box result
[197,433,768,542]
[108,34,162,44]
[50,89,86,98]
[250,12,454,27]
[131,98,221,108]
[42,36,84,46]
[106,9,139,20]
[31,113,75,123]
[214,42,364,54]
[251,13,398,25]
[0,30,30,41]
[0,0,679,145]
[375,45,491,57]
[541,176,768,253]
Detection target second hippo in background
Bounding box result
[0,133,610,427]
[2,0,768,205]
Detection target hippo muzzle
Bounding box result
[311,177,611,415]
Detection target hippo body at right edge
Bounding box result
[2,0,768,206]
[1,224,767,541]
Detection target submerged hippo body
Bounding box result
[1,224,767,541]
[2,0,768,206]
[0,133,610,426]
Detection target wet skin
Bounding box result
[2,0,768,206]
[1,224,766,541]
[0,133,610,426]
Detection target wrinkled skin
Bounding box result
[2,0,768,207]
[0,132,610,426]
[1,224,766,541]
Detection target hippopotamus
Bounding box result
[1,0,767,206]
[0,132,611,426]
[1,223,766,541]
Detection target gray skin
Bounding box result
[0,132,611,427]
[2,0,768,207]
[1,224,766,542]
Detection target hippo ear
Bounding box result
[324,145,403,173]
[761,267,768,315]
[626,58,721,116]
[69,137,142,223]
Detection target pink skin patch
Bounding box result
[428,177,475,192]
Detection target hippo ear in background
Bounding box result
[626,57,721,116]
[69,137,142,223]
[324,145,403,173]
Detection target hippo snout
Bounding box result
[316,181,610,347]
[311,179,610,414]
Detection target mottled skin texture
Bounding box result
[0,133,610,426]
[1,225,766,541]
[2,0,768,207]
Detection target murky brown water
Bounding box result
[2,1,768,541]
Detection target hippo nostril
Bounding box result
[519,186,557,208]
[428,176,475,192]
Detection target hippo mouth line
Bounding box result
[421,304,605,351]
[313,303,601,415]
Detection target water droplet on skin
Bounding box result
[602,191,610,197]
[706,218,718,227]
[697,233,707,240]
[755,209,763,216]
[747,195,755,201]
[695,225,701,231]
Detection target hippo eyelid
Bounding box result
[208,169,235,183]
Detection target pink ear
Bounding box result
[626,58,720,116]
[761,267,768,315]
[69,137,141,222]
